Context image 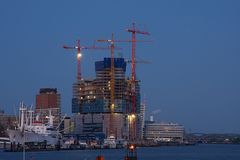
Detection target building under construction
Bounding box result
[72,57,141,140]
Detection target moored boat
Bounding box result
[7,102,61,147]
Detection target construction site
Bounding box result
[63,23,150,144]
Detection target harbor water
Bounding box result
[0,144,240,160]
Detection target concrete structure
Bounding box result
[144,120,184,143]
[72,57,142,140]
[74,113,127,139]
[35,88,61,128]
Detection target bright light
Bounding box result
[77,53,82,59]
[128,114,136,121]
[111,104,115,109]
[129,144,135,150]
[131,114,136,118]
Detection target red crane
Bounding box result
[127,22,150,113]
[63,39,111,81]
[97,33,141,138]
[97,34,130,111]
[97,33,121,138]
[98,32,151,140]
[126,22,150,141]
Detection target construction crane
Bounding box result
[125,59,150,141]
[97,33,140,138]
[97,32,151,140]
[63,39,112,81]
[97,33,117,138]
[127,22,150,113]
[126,22,150,141]
[125,59,151,64]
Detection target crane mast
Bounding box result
[98,30,151,140]
[127,22,150,141]
[97,33,116,137]
[63,39,112,81]
[110,33,115,137]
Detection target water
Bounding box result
[0,144,240,160]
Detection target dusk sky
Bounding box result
[1,0,240,133]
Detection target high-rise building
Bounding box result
[72,58,131,113]
[35,88,61,128]
[72,57,141,139]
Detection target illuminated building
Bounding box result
[72,57,141,139]
[144,119,184,142]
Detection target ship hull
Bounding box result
[7,129,59,146]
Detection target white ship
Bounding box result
[7,102,61,146]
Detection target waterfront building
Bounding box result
[73,113,126,139]
[72,58,131,113]
[72,57,141,140]
[144,119,185,142]
[35,88,61,128]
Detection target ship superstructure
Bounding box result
[7,102,61,146]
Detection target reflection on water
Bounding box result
[1,144,240,160]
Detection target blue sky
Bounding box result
[0,0,240,133]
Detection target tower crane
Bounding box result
[126,22,150,141]
[127,22,150,113]
[97,33,150,140]
[97,33,139,138]
[97,30,151,139]
[63,39,113,81]
[97,33,118,138]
